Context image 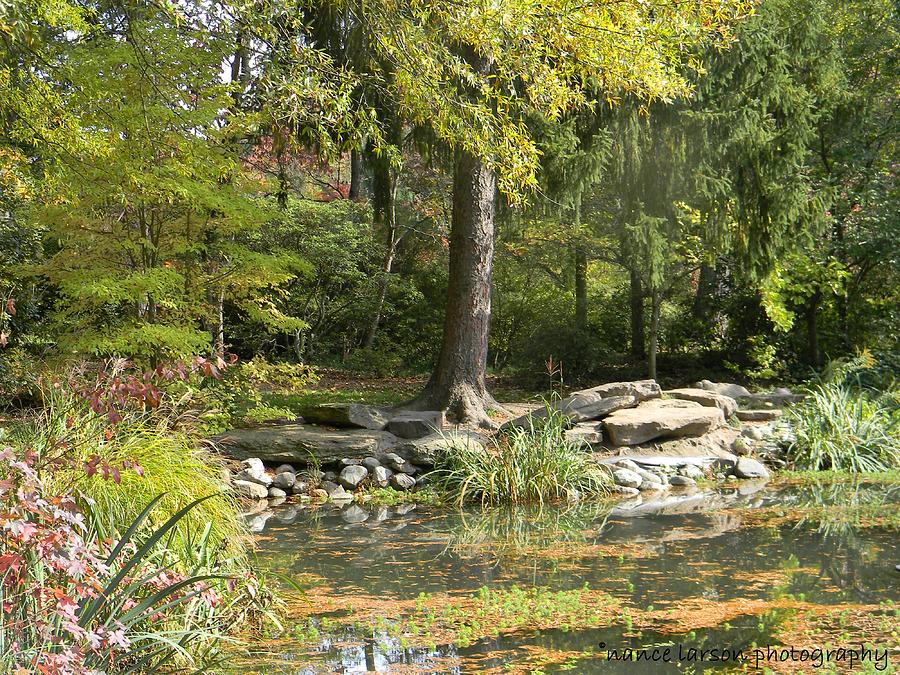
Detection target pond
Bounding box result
[232,480,899,673]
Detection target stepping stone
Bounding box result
[736,409,783,421]
[300,403,390,430]
[387,411,445,439]
[603,407,724,446]
[665,388,738,418]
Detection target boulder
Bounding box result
[329,485,353,501]
[742,426,766,441]
[736,409,783,422]
[390,473,416,491]
[291,480,309,495]
[339,457,362,467]
[611,485,641,497]
[322,470,338,483]
[678,464,704,479]
[338,465,368,490]
[233,479,268,500]
[731,437,751,456]
[300,403,390,430]
[372,465,393,487]
[272,471,296,490]
[394,431,488,466]
[267,486,287,499]
[665,388,738,418]
[311,488,329,501]
[734,457,770,479]
[640,398,703,410]
[694,380,752,399]
[612,468,643,489]
[387,411,445,439]
[579,379,662,401]
[361,456,382,471]
[275,463,296,475]
[640,481,667,492]
[503,394,638,429]
[213,425,399,465]
[669,475,696,487]
[564,422,604,445]
[635,468,665,485]
[320,480,341,495]
[604,406,724,446]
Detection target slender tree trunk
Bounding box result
[362,189,398,349]
[693,262,716,320]
[408,150,499,426]
[349,148,363,199]
[648,288,660,380]
[806,291,822,367]
[572,194,587,332]
[574,247,588,331]
[214,287,226,360]
[629,269,645,360]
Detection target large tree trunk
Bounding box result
[629,269,645,361]
[408,151,499,427]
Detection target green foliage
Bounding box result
[787,362,900,472]
[342,347,403,378]
[0,347,39,407]
[434,408,611,506]
[14,387,249,566]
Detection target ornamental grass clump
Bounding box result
[787,353,900,472]
[433,407,610,506]
[787,382,900,472]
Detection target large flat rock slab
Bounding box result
[603,406,724,446]
[300,403,391,430]
[694,380,752,399]
[214,424,399,465]
[502,380,660,430]
[666,388,737,418]
[387,411,445,439]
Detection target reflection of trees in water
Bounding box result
[775,481,899,603]
[438,503,613,561]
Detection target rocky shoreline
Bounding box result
[213,378,798,511]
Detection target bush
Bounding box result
[433,408,611,505]
[788,382,900,472]
[0,443,232,672]
[15,386,249,564]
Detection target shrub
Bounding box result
[433,408,611,505]
[14,386,248,565]
[0,444,232,673]
[788,382,900,472]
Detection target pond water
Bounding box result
[233,480,899,673]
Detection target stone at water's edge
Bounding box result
[233,479,268,500]
[387,411,445,439]
[734,456,770,479]
[612,468,643,488]
[390,473,416,490]
[394,431,488,465]
[603,406,724,446]
[665,388,738,418]
[338,464,368,489]
[212,424,399,465]
[736,409,783,422]
[300,403,391,430]
[372,465,393,487]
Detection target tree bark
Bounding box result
[693,262,716,320]
[805,291,822,367]
[574,246,588,332]
[573,194,587,332]
[348,148,363,199]
[362,178,398,348]
[408,150,499,426]
[648,288,660,380]
[629,269,645,361]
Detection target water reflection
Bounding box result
[237,481,899,673]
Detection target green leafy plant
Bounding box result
[788,382,900,472]
[433,407,611,505]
